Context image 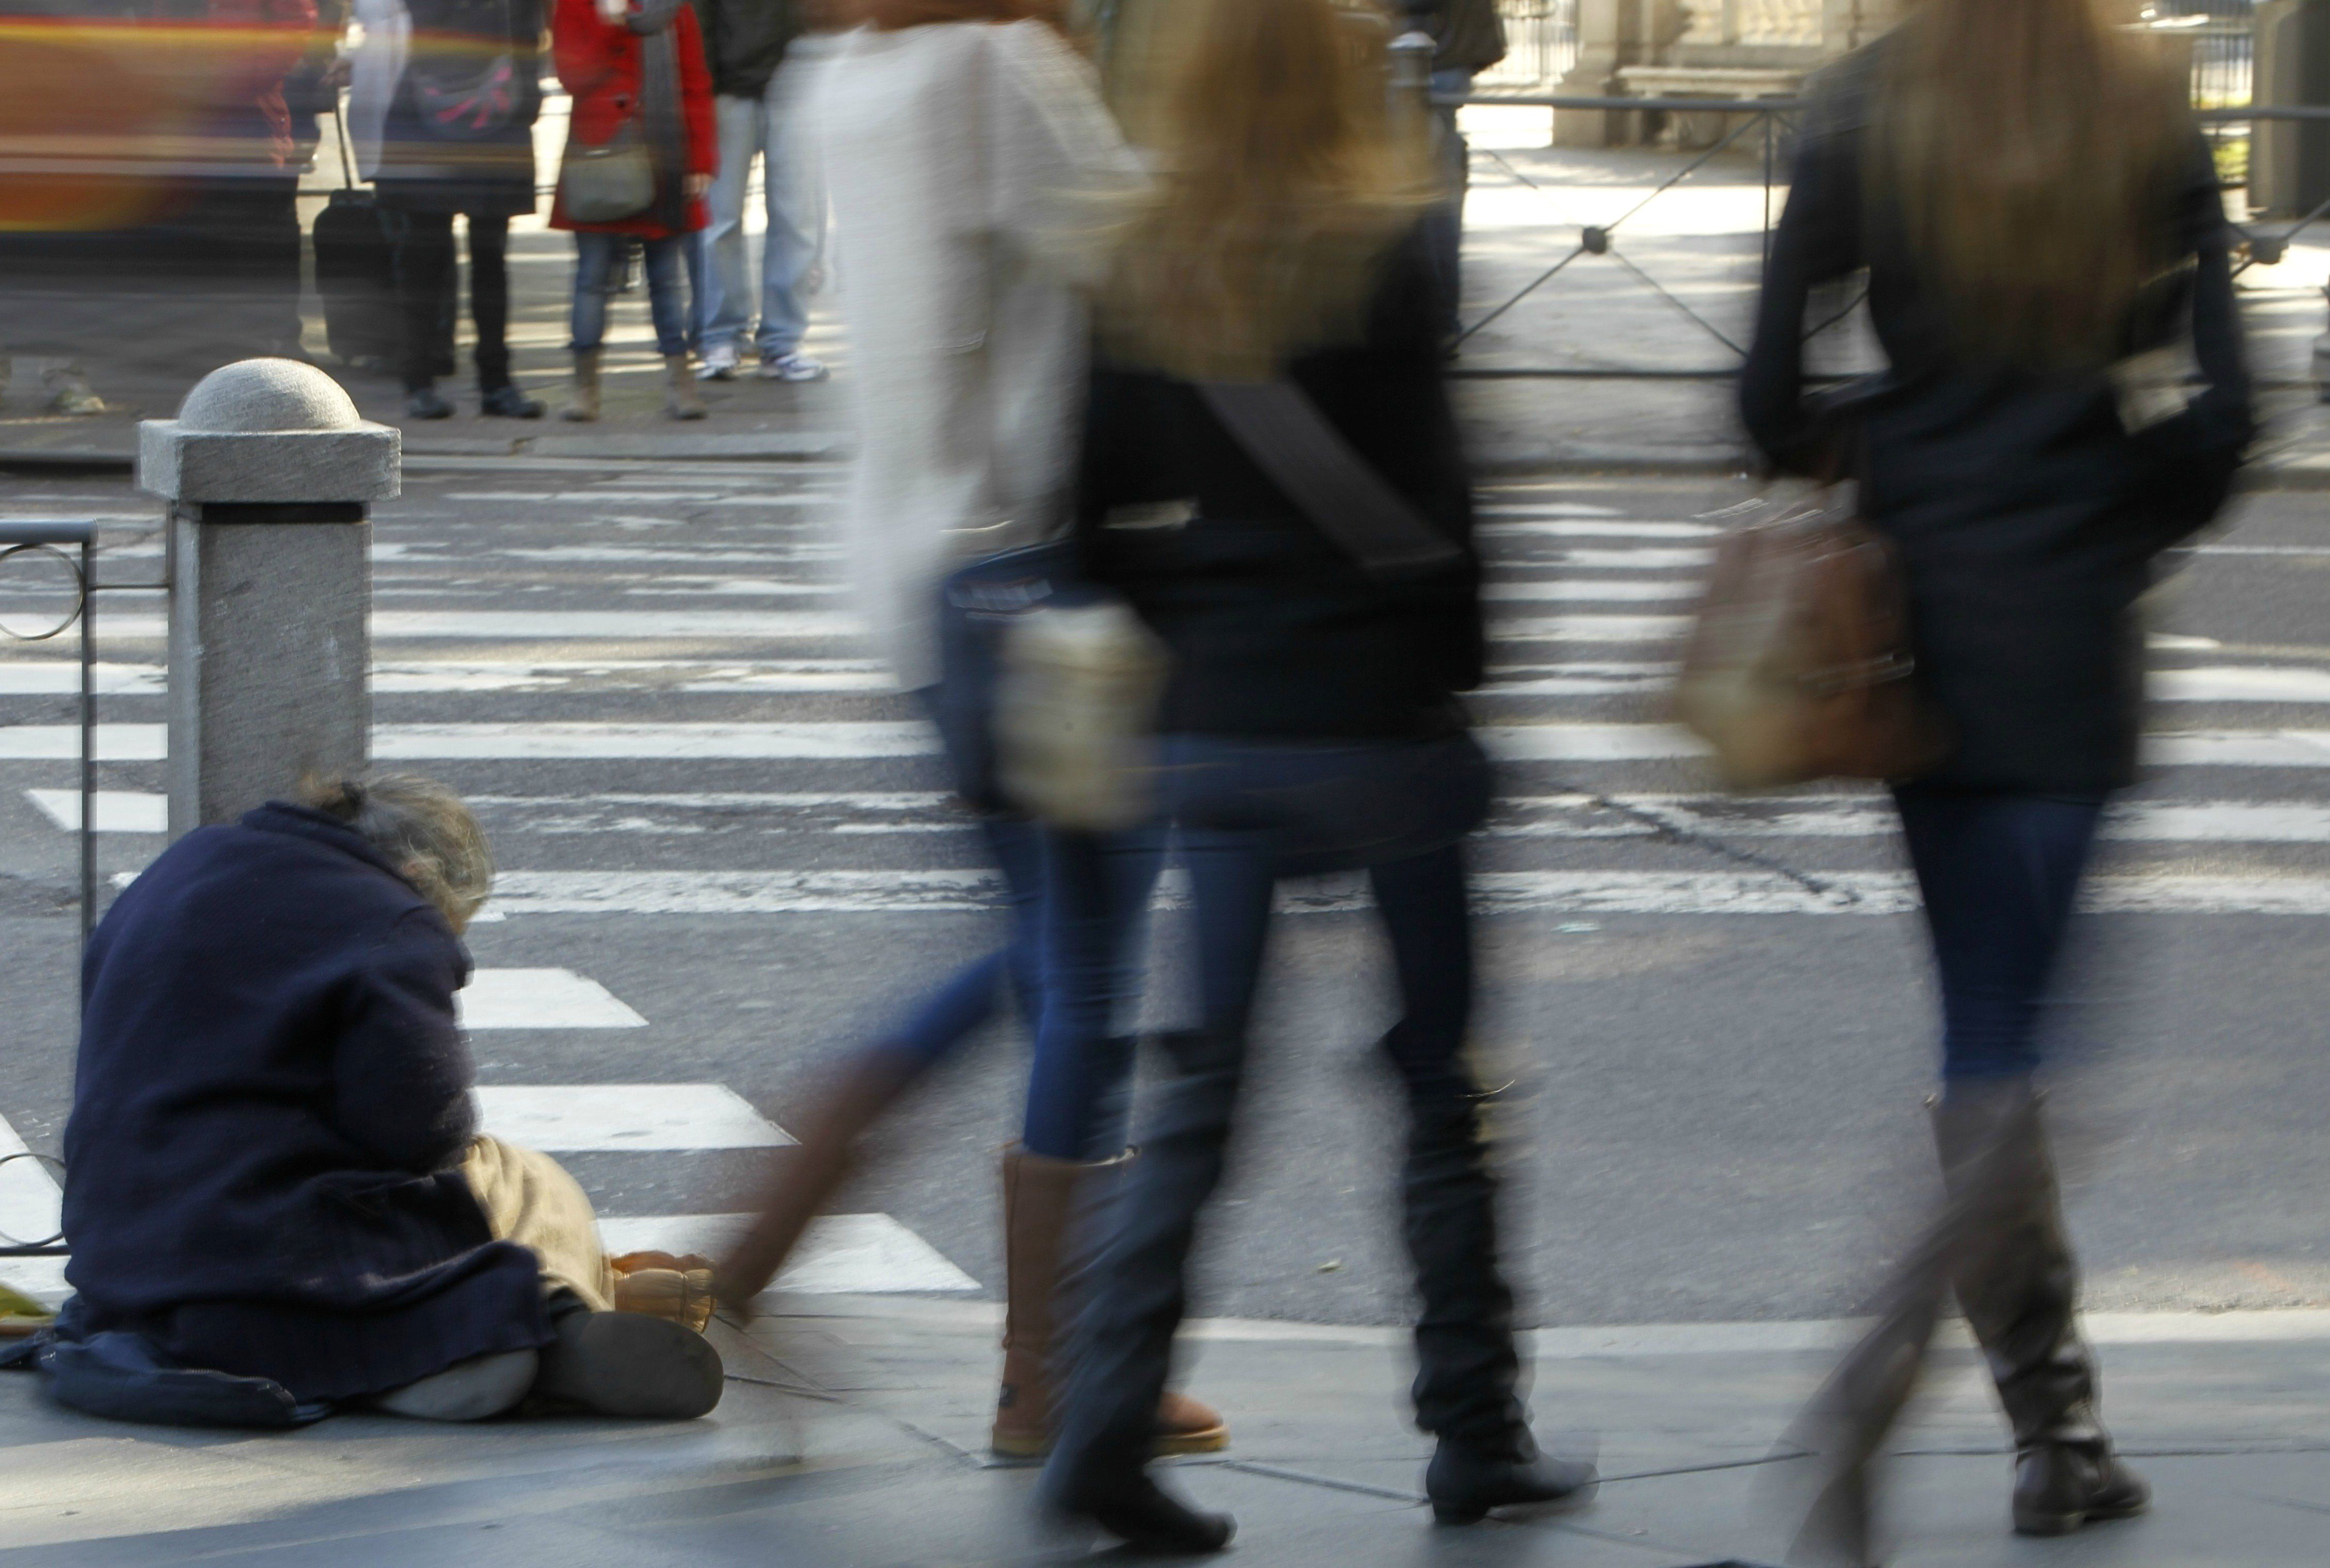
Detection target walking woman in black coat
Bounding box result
[1739,0,2250,1554]
[1037,0,1592,1549]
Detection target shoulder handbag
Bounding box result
[1673,485,1951,789]
[557,97,655,222]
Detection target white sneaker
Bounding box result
[758,350,829,383]
[696,342,740,382]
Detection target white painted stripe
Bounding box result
[0,1113,62,1254]
[0,664,162,695]
[860,1301,2330,1352]
[1474,501,1625,517]
[372,722,937,760]
[1498,795,2330,845]
[619,580,842,598]
[596,1212,978,1294]
[2154,666,2330,703]
[471,1084,792,1150]
[72,610,862,641]
[1477,520,1718,539]
[1495,614,1693,643]
[1543,547,1716,569]
[30,722,2330,769]
[24,789,166,833]
[478,867,2330,917]
[458,969,646,1029]
[442,491,827,506]
[1481,580,1700,602]
[0,723,944,762]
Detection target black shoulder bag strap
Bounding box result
[1196,380,1466,579]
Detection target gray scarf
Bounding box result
[626,0,690,231]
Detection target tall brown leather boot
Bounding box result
[1932,1080,2148,1538]
[713,1051,922,1318]
[991,1144,1228,1461]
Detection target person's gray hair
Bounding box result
[296,773,495,932]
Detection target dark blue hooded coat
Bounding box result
[61,802,549,1403]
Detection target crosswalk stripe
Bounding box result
[1481,580,1701,602]
[27,718,2330,776]
[471,867,2330,917]
[595,1212,979,1294]
[39,787,2330,845]
[14,657,2330,703]
[458,970,647,1029]
[471,1084,793,1150]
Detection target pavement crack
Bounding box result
[1543,777,1866,908]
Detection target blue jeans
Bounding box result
[692,81,817,358]
[855,693,1153,1164]
[569,232,689,357]
[1160,734,1489,1063]
[1028,824,1166,1159]
[1893,785,2107,1080]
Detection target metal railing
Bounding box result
[1435,90,2330,388]
[0,519,164,946]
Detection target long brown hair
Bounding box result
[1872,0,2192,369]
[1101,0,1435,381]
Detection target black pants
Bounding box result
[385,211,513,392]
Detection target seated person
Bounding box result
[50,774,723,1424]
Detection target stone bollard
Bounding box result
[138,359,401,837]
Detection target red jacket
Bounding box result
[549,0,715,236]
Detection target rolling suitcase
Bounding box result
[311,105,399,371]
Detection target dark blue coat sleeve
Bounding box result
[330,908,478,1173]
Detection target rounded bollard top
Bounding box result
[177,358,364,435]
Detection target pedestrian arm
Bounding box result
[1739,129,1862,476]
[330,908,480,1173]
[985,23,1145,292]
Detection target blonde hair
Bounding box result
[1872,0,2193,369]
[298,773,495,934]
[1101,0,1435,381]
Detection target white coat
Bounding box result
[811,21,1141,690]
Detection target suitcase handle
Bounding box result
[332,94,358,190]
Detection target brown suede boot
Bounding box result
[664,353,707,420]
[713,1052,922,1318]
[561,349,600,422]
[991,1145,1228,1461]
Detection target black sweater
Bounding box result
[1739,45,2252,794]
[1077,226,1484,741]
[64,804,549,1402]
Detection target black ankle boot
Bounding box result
[479,383,544,419]
[405,384,453,420]
[2012,1440,2149,1535]
[1051,1471,1234,1554]
[1425,1438,1596,1525]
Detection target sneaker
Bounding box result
[758,349,829,383]
[697,342,740,381]
[405,386,455,421]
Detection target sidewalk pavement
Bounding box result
[6,1294,2327,1565]
[7,121,2330,485]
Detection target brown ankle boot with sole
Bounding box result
[990,1144,1228,1461]
[562,349,600,422]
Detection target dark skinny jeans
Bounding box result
[1892,784,2108,1080]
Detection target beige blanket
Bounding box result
[460,1134,616,1313]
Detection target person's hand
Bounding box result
[684,172,712,202]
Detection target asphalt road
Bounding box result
[5,461,2329,1329]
